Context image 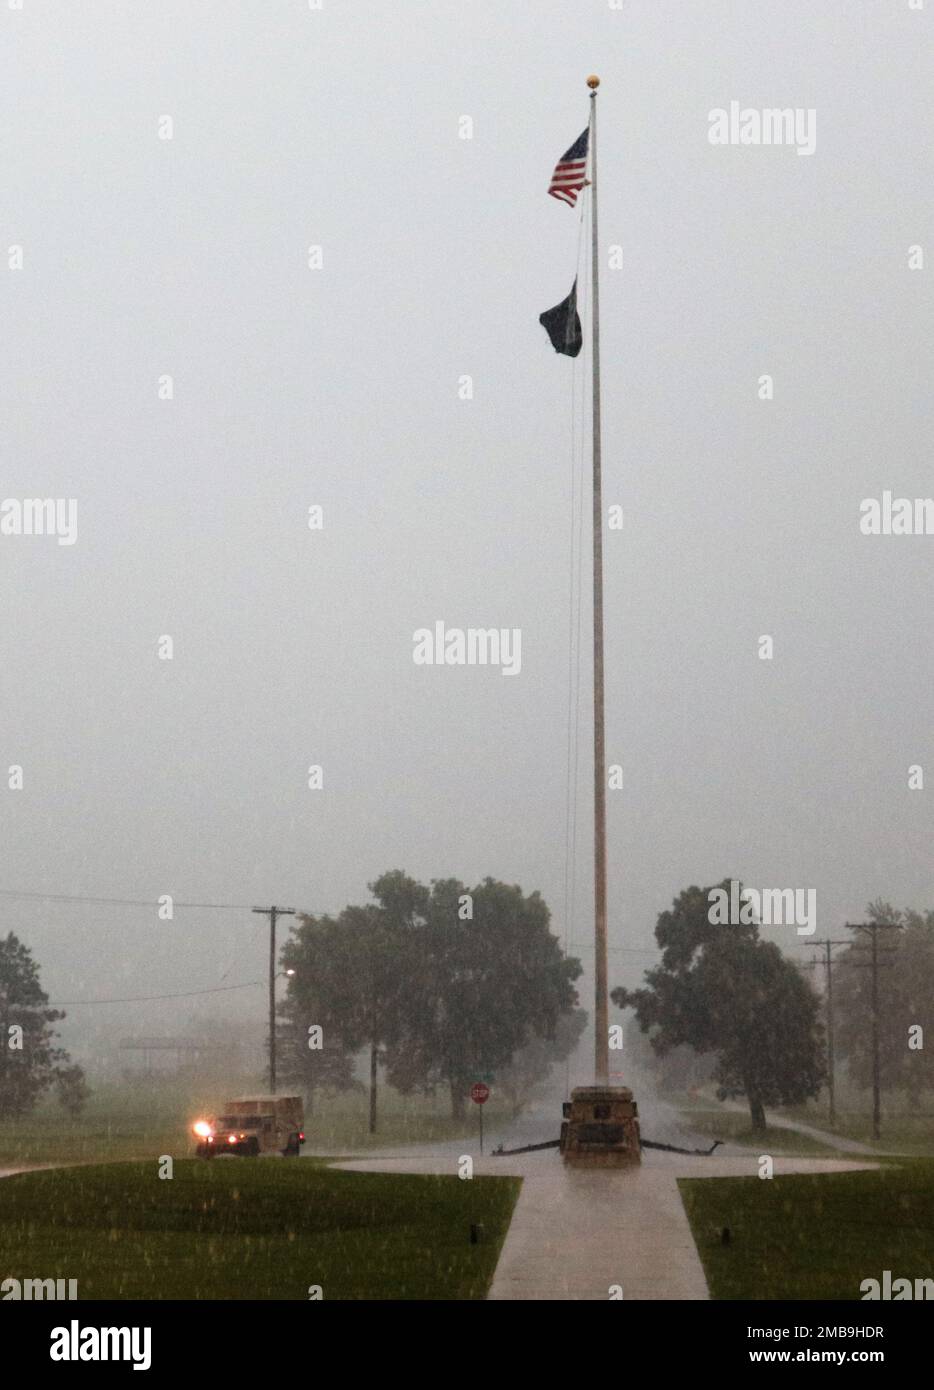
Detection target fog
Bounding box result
[1,0,931,1074]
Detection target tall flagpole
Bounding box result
[587,74,609,1088]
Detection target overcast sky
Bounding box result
[0,1,931,1066]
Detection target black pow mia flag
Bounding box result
[539,278,582,357]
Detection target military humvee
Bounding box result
[192,1094,305,1158]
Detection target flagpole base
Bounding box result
[559,1086,642,1166]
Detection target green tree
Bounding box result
[284,873,582,1125]
[833,901,934,1107]
[621,1015,716,1097]
[55,1064,91,1118]
[497,1007,587,1119]
[384,876,582,1120]
[281,872,425,1131]
[362,871,431,1131]
[0,932,87,1119]
[279,913,365,1117]
[612,884,825,1133]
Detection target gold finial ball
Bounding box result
[587,75,600,89]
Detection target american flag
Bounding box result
[547,128,590,206]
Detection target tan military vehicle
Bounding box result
[192,1094,305,1158]
[559,1086,641,1165]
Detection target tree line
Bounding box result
[0,932,88,1120]
[277,870,583,1126]
[617,884,934,1133]
[2,876,929,1139]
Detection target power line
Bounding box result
[0,888,661,954]
[0,888,256,910]
[48,979,265,1007]
[0,887,290,1010]
[568,942,661,954]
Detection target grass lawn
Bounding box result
[678,1107,841,1157]
[676,1090,934,1157]
[0,1159,520,1300]
[679,1159,934,1299]
[0,1080,500,1166]
[0,1095,187,1167]
[780,1106,934,1155]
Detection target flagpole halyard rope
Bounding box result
[563,194,589,960]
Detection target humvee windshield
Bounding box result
[216,1116,267,1129]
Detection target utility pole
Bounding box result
[252,905,295,1093]
[808,938,848,1127]
[845,922,901,1141]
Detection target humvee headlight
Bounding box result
[193,1120,212,1138]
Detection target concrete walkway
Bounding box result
[335,1146,880,1301]
[713,1100,890,1155]
[0,1164,61,1179]
[747,1113,890,1155]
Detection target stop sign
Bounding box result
[470,1082,490,1105]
